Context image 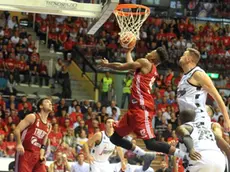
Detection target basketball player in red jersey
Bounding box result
[14,98,52,172]
[100,47,196,171]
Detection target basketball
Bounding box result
[119,32,137,49]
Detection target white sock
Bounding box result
[133,146,146,156]
[174,148,186,159]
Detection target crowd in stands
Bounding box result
[0,67,229,164]
[0,13,52,95]
[35,14,230,78]
[0,11,229,171]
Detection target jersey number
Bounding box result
[198,128,215,141]
[148,77,155,94]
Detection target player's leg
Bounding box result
[33,161,47,172]
[15,151,35,172]
[110,110,155,171]
[132,109,185,159]
[110,111,134,150]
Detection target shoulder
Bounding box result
[136,58,149,64]
[24,113,36,123]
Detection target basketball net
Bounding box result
[114,4,150,40]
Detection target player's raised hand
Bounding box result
[223,119,230,132]
[16,144,25,155]
[189,148,201,161]
[88,155,95,164]
[99,58,109,67]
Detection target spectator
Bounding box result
[74,120,88,137]
[93,101,102,113]
[5,132,16,158]
[162,123,173,141]
[0,136,6,157]
[18,102,31,120]
[68,99,78,114]
[100,72,113,106]
[106,100,120,117]
[7,16,18,29]
[56,98,68,117]
[76,129,88,153]
[54,58,63,83]
[49,152,71,172]
[81,100,90,115]
[71,153,89,172]
[62,127,76,148]
[38,60,49,87]
[63,37,74,60]
[111,107,119,121]
[60,65,71,98]
[17,96,32,111]
[6,74,17,95]
[98,106,109,124]
[0,72,7,93]
[49,123,63,150]
[39,21,47,44]
[168,112,178,130]
[121,73,132,109]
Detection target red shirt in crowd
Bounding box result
[40,24,47,33]
[5,58,15,71]
[64,40,74,51]
[6,141,16,156]
[17,102,32,111]
[30,52,40,63]
[49,131,63,147]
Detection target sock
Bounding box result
[174,148,186,159]
[133,146,146,157]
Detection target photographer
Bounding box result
[49,152,70,172]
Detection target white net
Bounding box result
[114,5,150,40]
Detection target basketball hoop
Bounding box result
[114,4,150,40]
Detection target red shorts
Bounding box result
[15,150,46,172]
[114,108,155,140]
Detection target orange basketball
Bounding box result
[119,32,136,49]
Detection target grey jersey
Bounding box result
[177,66,208,112]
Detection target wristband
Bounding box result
[41,145,46,150]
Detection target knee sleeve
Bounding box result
[144,139,170,154]
[110,131,133,150]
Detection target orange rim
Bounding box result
[114,4,150,16]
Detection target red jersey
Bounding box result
[129,65,158,111]
[52,161,66,172]
[21,114,49,152]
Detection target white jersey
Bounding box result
[185,121,220,152]
[177,66,208,113]
[91,131,115,162]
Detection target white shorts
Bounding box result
[90,161,112,172]
[186,150,226,172]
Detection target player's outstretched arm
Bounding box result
[14,114,36,155]
[116,146,126,171]
[83,132,102,164]
[212,123,230,160]
[176,125,201,161]
[193,71,230,131]
[99,58,142,71]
